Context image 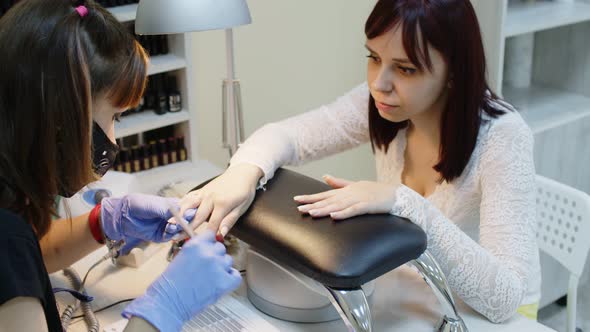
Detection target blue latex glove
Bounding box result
[122,230,242,332]
[100,194,196,254]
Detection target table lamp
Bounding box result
[135,0,252,157]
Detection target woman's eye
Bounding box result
[398,66,417,75]
[366,54,380,63]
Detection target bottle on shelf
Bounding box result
[176,136,188,161]
[143,77,157,112]
[167,75,182,112]
[149,141,159,168]
[158,139,169,166]
[155,75,169,115]
[141,144,151,171]
[131,145,141,172]
[133,94,145,114]
[114,149,123,172]
[168,137,178,163]
[120,148,132,173]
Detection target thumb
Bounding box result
[323,174,353,189]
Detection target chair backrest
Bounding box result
[535,175,590,278]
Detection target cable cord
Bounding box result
[60,252,111,332]
[71,298,135,320]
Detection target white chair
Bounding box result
[536,175,590,332]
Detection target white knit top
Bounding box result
[230,83,541,323]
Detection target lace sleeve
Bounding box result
[230,83,370,186]
[390,114,538,323]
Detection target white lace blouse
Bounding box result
[229,83,541,323]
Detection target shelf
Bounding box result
[148,54,187,76]
[115,109,190,138]
[107,4,137,23]
[503,84,590,134]
[505,1,590,37]
[126,160,222,195]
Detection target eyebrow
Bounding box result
[364,44,412,64]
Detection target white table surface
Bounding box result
[51,244,557,332]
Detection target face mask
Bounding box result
[58,122,119,197]
[92,121,120,177]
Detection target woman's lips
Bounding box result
[375,101,399,113]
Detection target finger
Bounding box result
[191,199,213,230]
[323,174,353,189]
[329,203,367,220]
[166,207,196,227]
[196,229,216,243]
[170,232,189,242]
[223,254,234,271]
[226,268,243,290]
[297,196,339,213]
[183,208,197,222]
[212,241,227,256]
[128,195,179,219]
[293,189,338,204]
[178,191,202,219]
[218,207,241,238]
[207,205,229,236]
[308,199,355,218]
[163,222,182,240]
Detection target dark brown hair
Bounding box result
[365,0,507,182]
[0,0,148,238]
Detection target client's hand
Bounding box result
[100,194,196,254]
[178,163,263,237]
[122,230,242,332]
[294,175,397,220]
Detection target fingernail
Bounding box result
[323,174,331,180]
[293,195,302,201]
[220,226,229,237]
[216,234,224,242]
[309,210,317,216]
[297,205,306,212]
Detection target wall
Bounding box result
[190,0,377,181]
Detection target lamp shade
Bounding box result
[135,0,252,35]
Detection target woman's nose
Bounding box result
[371,69,393,93]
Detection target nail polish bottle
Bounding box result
[131,145,141,172]
[176,136,188,161]
[141,144,151,171]
[155,76,169,115]
[114,150,123,172]
[144,80,156,112]
[120,149,132,173]
[158,139,170,166]
[167,76,182,112]
[149,141,159,168]
[168,137,178,163]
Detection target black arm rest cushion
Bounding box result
[192,168,426,289]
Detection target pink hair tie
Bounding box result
[75,5,88,18]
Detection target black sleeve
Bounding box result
[0,233,47,306]
[0,209,62,332]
